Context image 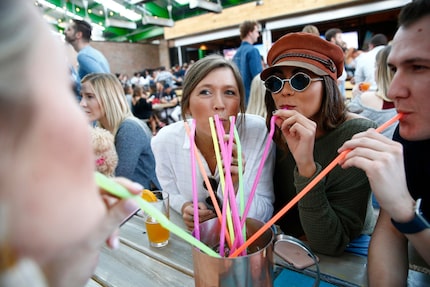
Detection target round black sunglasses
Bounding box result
[264,72,323,93]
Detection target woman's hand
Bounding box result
[182,202,215,231]
[273,109,317,178]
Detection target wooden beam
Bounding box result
[163,0,362,40]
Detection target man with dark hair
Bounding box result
[324,27,347,99]
[233,20,263,106]
[339,0,430,284]
[324,27,343,45]
[65,19,110,99]
[353,33,388,91]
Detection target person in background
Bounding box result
[302,24,320,36]
[0,1,140,286]
[325,28,348,99]
[64,18,110,98]
[246,73,267,118]
[344,47,362,80]
[131,85,157,135]
[339,0,430,284]
[80,73,161,191]
[262,32,376,256]
[152,54,275,230]
[123,84,133,111]
[160,83,180,124]
[348,45,397,139]
[353,33,388,91]
[233,20,263,106]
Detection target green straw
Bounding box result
[233,121,245,241]
[95,172,220,257]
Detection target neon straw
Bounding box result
[209,117,235,243]
[214,115,244,254]
[219,116,242,256]
[375,112,402,133]
[217,116,235,256]
[188,119,200,240]
[230,113,403,258]
[241,115,277,224]
[183,122,232,248]
[94,172,220,257]
[233,123,245,240]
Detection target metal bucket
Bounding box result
[192,217,274,287]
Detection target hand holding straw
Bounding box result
[229,113,403,258]
[94,171,220,257]
[188,119,200,240]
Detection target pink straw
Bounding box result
[241,115,277,224]
[188,119,200,240]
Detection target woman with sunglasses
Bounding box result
[262,32,377,256]
[152,54,275,231]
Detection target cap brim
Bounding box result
[261,60,328,81]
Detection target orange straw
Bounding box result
[229,113,403,258]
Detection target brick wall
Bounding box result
[91,41,160,77]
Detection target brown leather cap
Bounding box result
[261,32,344,81]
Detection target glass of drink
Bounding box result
[144,191,169,247]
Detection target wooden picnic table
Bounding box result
[86,209,430,287]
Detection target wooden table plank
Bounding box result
[119,214,194,276]
[87,208,430,287]
[87,242,194,287]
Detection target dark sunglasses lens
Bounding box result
[265,76,283,93]
[291,73,310,91]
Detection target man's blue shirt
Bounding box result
[77,45,110,80]
[233,41,262,105]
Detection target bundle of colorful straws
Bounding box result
[185,114,277,256]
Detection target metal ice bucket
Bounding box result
[192,217,274,287]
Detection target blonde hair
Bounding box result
[0,0,42,177]
[375,45,393,102]
[246,74,267,118]
[81,73,132,135]
[302,25,320,36]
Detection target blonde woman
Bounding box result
[245,73,267,118]
[348,45,397,139]
[80,73,160,190]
